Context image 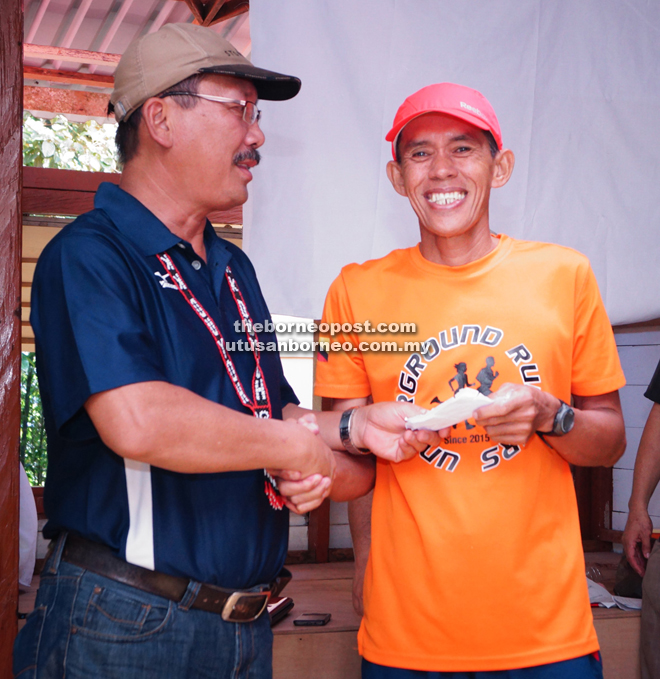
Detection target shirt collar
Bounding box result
[94,182,229,258]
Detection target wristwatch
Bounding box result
[339,407,371,455]
[538,400,575,437]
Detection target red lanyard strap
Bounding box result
[156,253,272,419]
[156,252,284,510]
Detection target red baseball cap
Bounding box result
[385,83,503,160]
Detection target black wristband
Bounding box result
[339,408,370,456]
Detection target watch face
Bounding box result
[558,404,575,434]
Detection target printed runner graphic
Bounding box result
[395,324,540,475]
[476,357,499,395]
[448,362,476,430]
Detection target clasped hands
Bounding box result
[268,402,442,514]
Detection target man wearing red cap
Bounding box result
[315,83,627,678]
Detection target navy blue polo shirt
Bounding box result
[31,182,298,589]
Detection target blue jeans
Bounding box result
[13,537,274,678]
[362,653,603,679]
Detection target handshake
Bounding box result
[268,401,445,514]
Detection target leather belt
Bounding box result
[60,534,272,622]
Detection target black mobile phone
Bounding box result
[293,612,331,626]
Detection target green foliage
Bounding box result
[20,114,119,486]
[20,353,48,486]
[23,111,119,173]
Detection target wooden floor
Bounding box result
[273,562,361,679]
[274,556,642,679]
[18,555,641,679]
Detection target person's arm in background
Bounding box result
[623,402,660,576]
[348,489,373,617]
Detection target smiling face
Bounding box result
[387,113,514,265]
[167,74,265,213]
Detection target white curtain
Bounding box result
[245,0,660,325]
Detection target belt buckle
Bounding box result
[221,591,270,623]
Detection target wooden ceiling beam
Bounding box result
[24,66,113,89]
[181,0,248,27]
[211,0,248,24]
[25,0,53,43]
[24,43,121,67]
[183,0,206,26]
[202,0,228,27]
[52,0,95,69]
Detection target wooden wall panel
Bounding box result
[22,166,242,225]
[0,0,23,672]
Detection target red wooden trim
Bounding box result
[24,86,111,119]
[31,486,45,517]
[23,187,103,216]
[613,318,660,331]
[24,66,113,89]
[598,528,623,543]
[0,0,23,669]
[23,167,242,224]
[23,166,119,192]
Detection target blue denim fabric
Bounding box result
[13,539,274,679]
[362,653,603,679]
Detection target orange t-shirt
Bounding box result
[315,235,625,672]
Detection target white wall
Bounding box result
[249,0,660,325]
[613,329,660,536]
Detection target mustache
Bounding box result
[233,149,261,166]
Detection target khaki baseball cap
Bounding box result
[111,23,301,122]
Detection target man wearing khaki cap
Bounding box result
[13,24,437,678]
[315,83,627,678]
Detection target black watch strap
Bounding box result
[537,400,575,437]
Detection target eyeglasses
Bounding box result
[160,92,261,125]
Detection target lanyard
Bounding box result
[156,251,284,509]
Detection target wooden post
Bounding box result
[308,499,331,563]
[574,466,613,552]
[0,0,23,673]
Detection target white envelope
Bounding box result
[405,388,492,431]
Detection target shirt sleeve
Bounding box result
[314,268,372,399]
[31,230,167,435]
[571,260,626,396]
